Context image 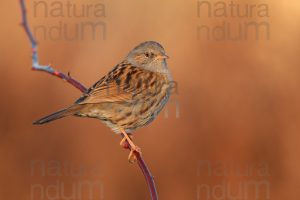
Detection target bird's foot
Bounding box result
[128,145,142,163]
[120,137,130,149]
[119,130,142,163]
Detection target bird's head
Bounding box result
[126,41,169,73]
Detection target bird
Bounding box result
[33,41,172,162]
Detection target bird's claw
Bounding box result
[128,145,142,164]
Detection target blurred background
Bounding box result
[0,0,300,199]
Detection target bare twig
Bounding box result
[19,0,158,199]
[135,152,158,200]
[19,0,87,92]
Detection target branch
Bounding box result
[19,0,87,92]
[135,152,158,200]
[19,0,158,199]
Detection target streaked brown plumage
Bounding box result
[33,41,172,162]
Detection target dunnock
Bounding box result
[34,41,172,162]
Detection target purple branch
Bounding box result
[135,152,158,200]
[19,0,158,199]
[19,0,87,92]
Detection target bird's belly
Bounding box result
[75,89,170,133]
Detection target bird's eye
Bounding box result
[145,52,150,57]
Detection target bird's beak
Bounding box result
[158,54,169,60]
[163,54,170,59]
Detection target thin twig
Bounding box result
[19,1,158,199]
[135,152,158,199]
[19,0,87,92]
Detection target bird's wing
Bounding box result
[75,63,157,104]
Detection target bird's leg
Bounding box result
[120,129,142,163]
[119,136,130,149]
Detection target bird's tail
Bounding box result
[33,105,80,125]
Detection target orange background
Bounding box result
[0,0,300,199]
